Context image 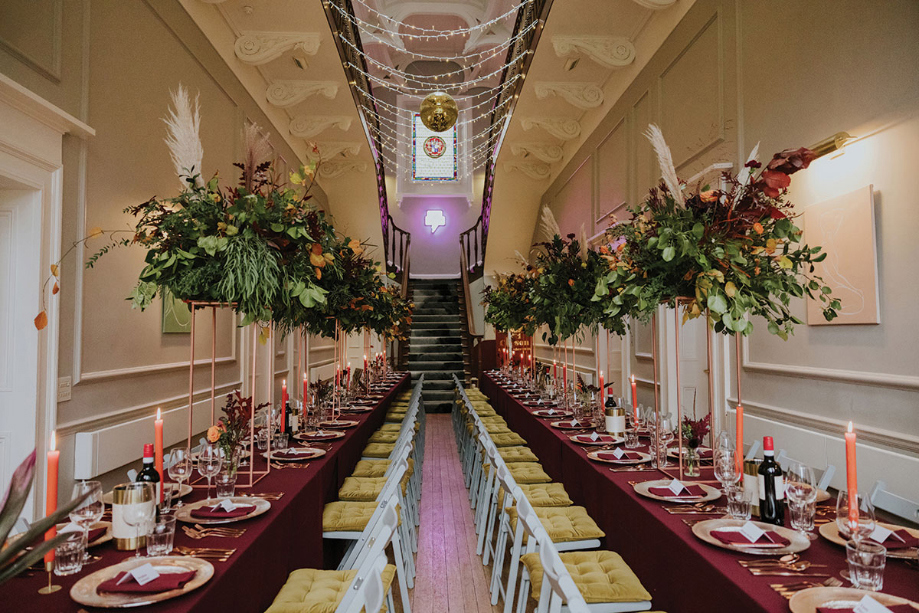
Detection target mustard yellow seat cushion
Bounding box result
[497,446,539,463]
[266,565,396,613]
[507,506,605,543]
[362,443,395,458]
[323,501,379,532]
[519,550,652,604]
[509,483,573,507]
[368,431,400,444]
[377,422,419,433]
[491,432,527,447]
[384,414,406,423]
[351,458,414,478]
[338,475,409,501]
[482,462,551,485]
[483,423,513,435]
[479,415,507,425]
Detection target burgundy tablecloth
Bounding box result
[481,373,919,612]
[2,374,408,613]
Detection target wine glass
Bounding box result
[167,448,192,507]
[836,491,876,542]
[786,461,819,539]
[121,482,154,558]
[659,415,675,467]
[713,450,740,491]
[197,445,223,501]
[70,481,104,563]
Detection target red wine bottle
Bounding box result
[136,443,161,510]
[757,436,785,525]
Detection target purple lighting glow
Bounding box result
[424,209,447,233]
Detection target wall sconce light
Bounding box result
[808,132,853,159]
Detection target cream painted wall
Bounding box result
[0,1,333,501]
[515,0,919,511]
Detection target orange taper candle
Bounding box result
[44,431,59,564]
[845,421,858,528]
[630,374,638,420]
[154,409,164,503]
[735,404,744,473]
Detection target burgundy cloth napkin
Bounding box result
[87,527,107,543]
[190,504,255,519]
[710,530,790,547]
[817,605,914,613]
[869,529,919,550]
[597,451,643,461]
[274,448,316,457]
[649,484,707,498]
[301,431,339,440]
[98,570,197,594]
[575,434,617,443]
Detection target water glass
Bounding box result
[257,428,270,451]
[273,432,289,452]
[167,448,192,508]
[70,480,103,561]
[788,497,816,535]
[215,470,237,498]
[726,485,752,520]
[146,515,176,556]
[846,539,886,590]
[624,428,640,449]
[53,531,86,576]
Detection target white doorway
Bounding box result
[0,184,42,517]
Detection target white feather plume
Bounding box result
[163,85,204,188]
[644,124,684,207]
[736,141,761,187]
[514,250,530,268]
[539,206,561,240]
[578,223,588,262]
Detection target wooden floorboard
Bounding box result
[410,414,501,613]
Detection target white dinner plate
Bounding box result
[788,587,919,612]
[691,518,810,555]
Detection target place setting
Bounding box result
[69,556,215,609]
[586,447,652,465]
[293,429,347,443]
[570,432,625,446]
[632,478,722,504]
[174,497,271,525]
[263,446,327,463]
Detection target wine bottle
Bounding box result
[136,443,161,511]
[757,436,785,525]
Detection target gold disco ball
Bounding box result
[419,91,458,132]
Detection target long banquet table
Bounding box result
[3,374,408,613]
[481,372,919,612]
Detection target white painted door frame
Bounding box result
[0,73,93,518]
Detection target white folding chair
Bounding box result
[870,480,919,524]
[535,537,590,613]
[335,498,400,613]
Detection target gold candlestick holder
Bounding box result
[37,561,61,594]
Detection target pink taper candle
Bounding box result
[630,375,638,418]
[44,431,59,564]
[599,372,604,404]
[845,422,858,528]
[154,408,164,503]
[735,404,744,473]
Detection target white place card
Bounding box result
[612,448,625,459]
[570,420,579,427]
[215,499,239,512]
[59,522,82,534]
[667,479,687,496]
[590,431,600,442]
[868,524,905,544]
[739,521,766,544]
[853,595,894,613]
[116,562,160,586]
[547,409,556,415]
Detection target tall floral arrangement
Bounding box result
[482,272,537,335]
[592,125,840,338]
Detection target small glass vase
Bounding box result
[684,445,701,477]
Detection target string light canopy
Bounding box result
[330,0,529,176]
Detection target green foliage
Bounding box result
[482,273,537,335]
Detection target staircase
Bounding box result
[406,278,464,412]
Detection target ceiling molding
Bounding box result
[533,82,604,109]
[551,35,637,69]
[510,143,564,164]
[504,161,552,181]
[319,160,369,179]
[310,141,363,161]
[266,80,338,108]
[234,32,321,65]
[632,0,678,9]
[289,115,353,138]
[520,117,581,140]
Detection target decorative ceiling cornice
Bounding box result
[520,117,581,140]
[551,35,637,69]
[234,32,321,65]
[503,161,552,181]
[319,160,369,179]
[289,115,353,138]
[533,82,604,109]
[510,143,564,164]
[266,80,338,107]
[632,0,678,9]
[311,141,363,161]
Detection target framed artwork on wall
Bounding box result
[803,184,880,325]
[162,292,192,333]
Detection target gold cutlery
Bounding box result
[681,518,709,527]
[609,467,656,473]
[770,577,842,599]
[747,570,831,577]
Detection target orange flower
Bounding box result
[700,190,718,203]
[753,222,764,235]
[206,425,221,443]
[568,279,575,287]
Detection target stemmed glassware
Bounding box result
[197,445,223,501]
[836,491,876,542]
[70,480,104,563]
[121,482,155,558]
[713,450,741,492]
[167,448,192,507]
[785,461,819,539]
[658,415,675,467]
